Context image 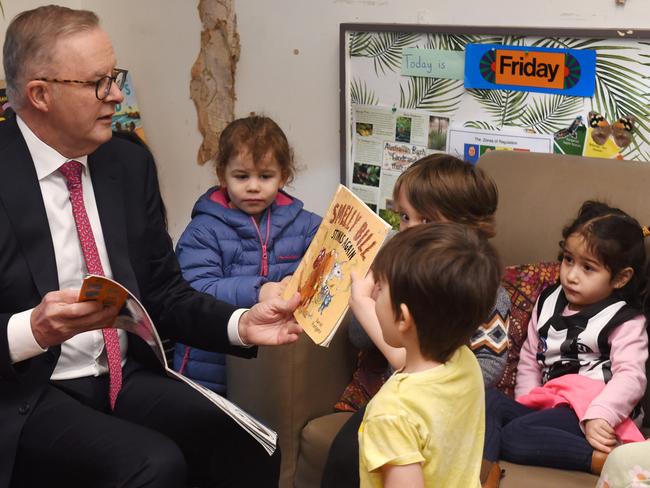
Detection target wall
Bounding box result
[2,1,649,241]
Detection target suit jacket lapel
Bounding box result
[89,147,140,297]
[0,117,59,297]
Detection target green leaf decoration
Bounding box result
[519,95,584,134]
[463,121,501,131]
[531,37,605,50]
[495,35,528,47]
[467,89,529,128]
[349,32,373,57]
[530,37,650,158]
[347,31,650,161]
[359,32,420,76]
[594,53,650,154]
[399,77,463,112]
[351,78,378,106]
[425,33,490,51]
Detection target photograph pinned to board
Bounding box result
[350,104,448,222]
[553,116,587,156]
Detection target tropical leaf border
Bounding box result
[348,31,650,161]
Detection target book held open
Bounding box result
[79,275,278,455]
[282,185,391,346]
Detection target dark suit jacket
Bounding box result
[0,115,254,486]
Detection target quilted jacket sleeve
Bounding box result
[176,219,264,308]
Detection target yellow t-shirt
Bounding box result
[358,346,485,488]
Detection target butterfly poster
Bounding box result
[583,112,636,159]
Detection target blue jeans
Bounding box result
[484,388,593,472]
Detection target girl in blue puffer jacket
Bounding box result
[174,115,321,394]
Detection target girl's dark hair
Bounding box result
[392,154,498,238]
[560,200,647,308]
[215,115,296,184]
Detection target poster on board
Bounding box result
[447,127,553,164]
[351,103,449,225]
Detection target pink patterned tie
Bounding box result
[59,160,122,410]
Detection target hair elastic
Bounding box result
[642,226,650,238]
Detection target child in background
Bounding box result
[483,201,649,486]
[349,154,509,376]
[322,154,511,488]
[358,223,502,488]
[596,440,650,487]
[173,115,321,394]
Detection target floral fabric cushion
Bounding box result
[335,261,561,411]
[495,261,560,397]
[334,347,389,412]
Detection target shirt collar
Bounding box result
[16,115,89,181]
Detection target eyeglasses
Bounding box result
[35,68,128,101]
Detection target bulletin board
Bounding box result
[339,23,650,217]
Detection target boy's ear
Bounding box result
[398,303,414,333]
[613,267,634,289]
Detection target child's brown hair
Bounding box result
[393,154,498,238]
[372,222,502,363]
[216,115,296,184]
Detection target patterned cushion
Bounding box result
[496,261,560,397]
[335,261,561,410]
[334,347,389,412]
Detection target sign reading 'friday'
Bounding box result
[464,44,596,97]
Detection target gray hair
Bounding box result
[3,5,99,109]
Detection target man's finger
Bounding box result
[58,300,105,319]
[285,321,302,336]
[66,305,118,330]
[283,292,301,311]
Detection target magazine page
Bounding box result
[79,275,167,367]
[79,275,277,455]
[282,185,391,346]
[167,369,277,455]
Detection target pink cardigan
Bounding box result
[516,300,647,432]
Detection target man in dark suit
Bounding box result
[0,6,302,487]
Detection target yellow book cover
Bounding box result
[283,185,391,346]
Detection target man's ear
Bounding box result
[24,80,52,112]
[613,267,634,289]
[397,303,414,333]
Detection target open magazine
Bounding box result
[79,275,277,455]
[283,185,391,346]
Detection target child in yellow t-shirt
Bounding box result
[358,222,502,488]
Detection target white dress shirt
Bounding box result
[7,117,248,380]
